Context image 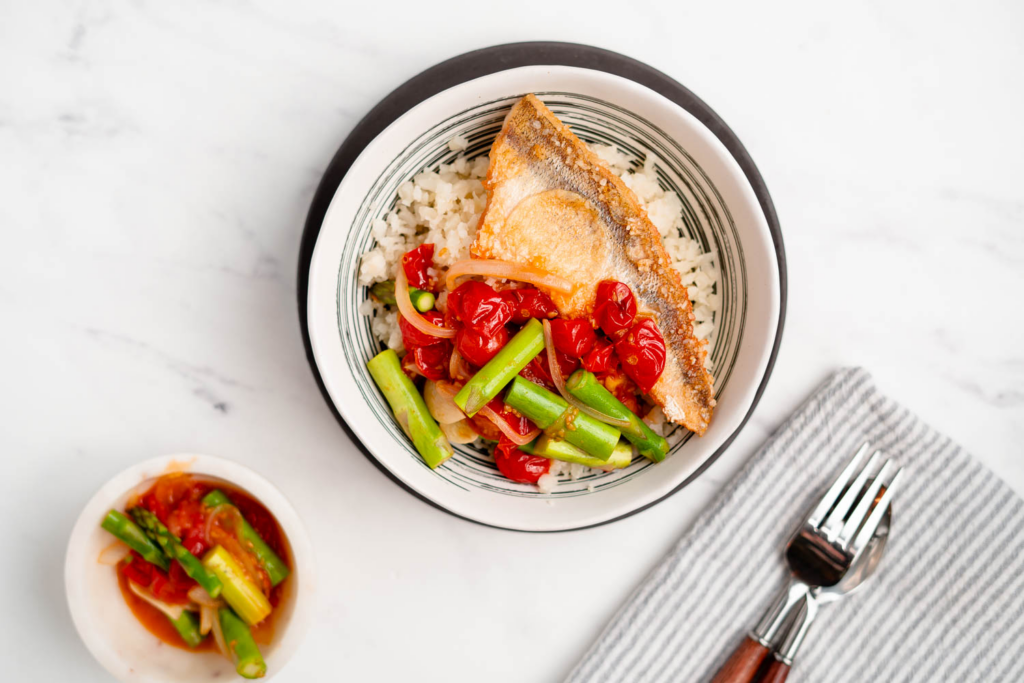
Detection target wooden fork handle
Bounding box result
[760,657,791,683]
[709,636,770,683]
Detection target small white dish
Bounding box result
[65,454,315,682]
[306,65,782,531]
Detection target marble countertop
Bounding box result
[3,2,1021,681]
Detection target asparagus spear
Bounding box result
[101,510,170,571]
[367,349,454,469]
[127,580,204,648]
[171,610,205,648]
[369,280,435,312]
[130,507,222,598]
[202,490,290,587]
[503,376,621,461]
[566,370,670,462]
[522,436,633,470]
[454,318,545,416]
[203,545,272,626]
[219,608,267,679]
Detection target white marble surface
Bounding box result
[2,1,1022,680]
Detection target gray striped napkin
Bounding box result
[567,367,1024,682]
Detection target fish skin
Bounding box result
[471,94,715,435]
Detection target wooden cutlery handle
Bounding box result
[760,658,791,683]
[710,636,770,683]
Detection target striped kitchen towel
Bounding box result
[566,367,1024,682]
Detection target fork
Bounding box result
[710,442,904,683]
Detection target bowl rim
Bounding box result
[297,42,787,532]
[64,453,316,682]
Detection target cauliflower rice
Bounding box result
[357,136,722,478]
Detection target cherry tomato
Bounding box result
[447,281,511,336]
[494,436,550,483]
[410,342,451,381]
[399,310,448,349]
[614,318,666,394]
[468,412,504,441]
[165,500,205,540]
[486,397,537,436]
[401,244,435,291]
[141,492,168,523]
[456,326,508,367]
[599,367,642,415]
[502,288,558,324]
[594,281,637,338]
[158,561,197,604]
[122,552,154,587]
[550,319,596,357]
[181,529,207,558]
[582,337,617,373]
[521,349,578,387]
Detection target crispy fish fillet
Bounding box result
[472,94,716,435]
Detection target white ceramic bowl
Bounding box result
[306,65,782,531]
[65,454,315,682]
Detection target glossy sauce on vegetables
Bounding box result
[116,476,290,651]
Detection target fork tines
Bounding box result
[812,442,904,557]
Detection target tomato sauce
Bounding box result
[116,476,291,651]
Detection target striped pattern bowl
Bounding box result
[306,66,781,531]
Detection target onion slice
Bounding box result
[440,419,478,444]
[424,380,466,424]
[128,582,184,620]
[445,259,574,294]
[188,585,223,608]
[204,504,243,547]
[97,541,130,566]
[200,605,215,636]
[396,268,455,338]
[542,320,631,429]
[211,606,229,658]
[449,347,473,382]
[478,403,541,445]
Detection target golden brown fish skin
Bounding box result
[472,94,716,435]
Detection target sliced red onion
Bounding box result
[396,268,455,339]
[440,419,478,444]
[478,403,540,445]
[449,347,473,382]
[424,380,467,424]
[445,258,574,294]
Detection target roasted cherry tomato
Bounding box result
[152,567,193,605]
[181,529,207,558]
[401,244,435,291]
[614,318,666,394]
[494,436,550,483]
[399,310,448,349]
[410,342,451,381]
[122,552,154,586]
[502,287,558,324]
[594,280,637,338]
[550,319,596,357]
[447,281,511,336]
[484,397,536,437]
[599,367,642,415]
[582,337,617,374]
[521,348,578,387]
[456,326,508,367]
[468,412,504,441]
